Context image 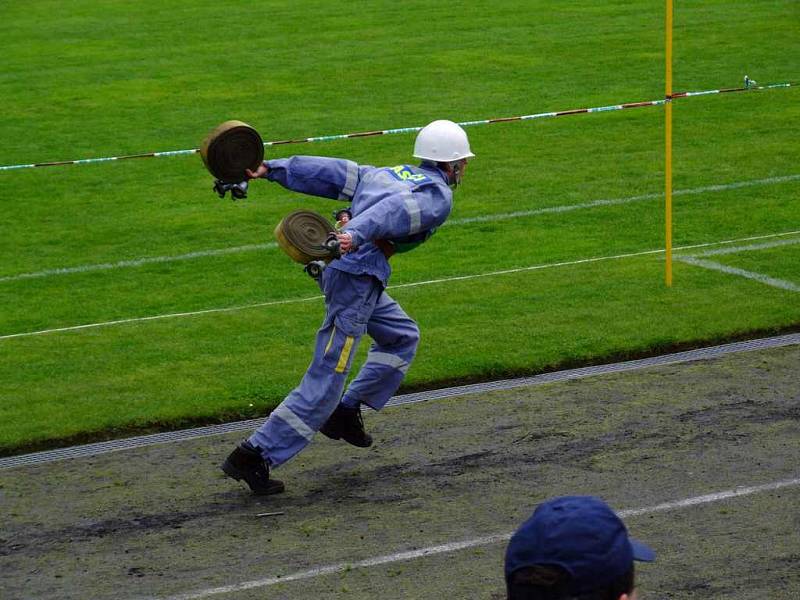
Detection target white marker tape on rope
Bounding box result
[2,81,793,172]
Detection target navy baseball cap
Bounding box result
[505,496,655,596]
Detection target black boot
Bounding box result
[221,440,285,495]
[319,405,373,448]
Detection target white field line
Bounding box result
[676,257,800,293]
[0,296,323,341]
[670,229,800,254]
[2,173,798,284]
[3,230,800,342]
[690,236,800,257]
[677,237,800,293]
[450,173,800,225]
[154,476,800,600]
[0,243,277,283]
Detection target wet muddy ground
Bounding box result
[1,345,798,599]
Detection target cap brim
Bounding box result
[630,538,656,562]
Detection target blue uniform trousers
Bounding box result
[249,268,420,467]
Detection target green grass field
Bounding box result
[0,0,798,454]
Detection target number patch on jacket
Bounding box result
[388,165,430,184]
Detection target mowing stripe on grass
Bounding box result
[3,173,797,284]
[676,256,800,292]
[2,332,797,469]
[2,230,800,341]
[151,476,800,600]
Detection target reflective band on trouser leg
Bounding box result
[343,357,408,411]
[250,323,360,466]
[365,350,409,373]
[271,404,315,440]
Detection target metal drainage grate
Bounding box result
[1,332,797,470]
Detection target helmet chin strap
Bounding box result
[448,160,464,188]
[421,159,464,188]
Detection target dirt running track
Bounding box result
[1,345,799,599]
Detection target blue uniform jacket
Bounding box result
[265,156,453,287]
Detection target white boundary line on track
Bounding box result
[2,173,798,284]
[3,230,800,342]
[154,476,800,600]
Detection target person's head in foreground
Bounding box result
[505,496,655,600]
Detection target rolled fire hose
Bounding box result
[275,210,337,264]
[200,120,265,183]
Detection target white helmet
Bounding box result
[413,120,474,163]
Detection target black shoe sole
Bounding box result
[221,458,285,496]
[345,436,373,448]
[320,412,373,447]
[320,431,373,448]
[319,424,340,441]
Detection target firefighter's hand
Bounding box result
[337,232,354,253]
[245,162,268,179]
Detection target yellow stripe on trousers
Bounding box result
[335,335,355,373]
